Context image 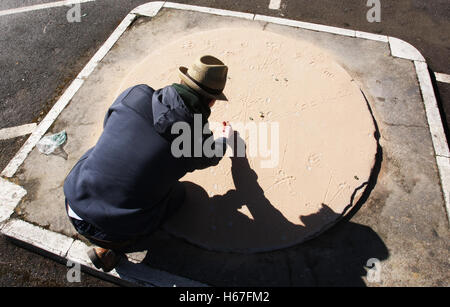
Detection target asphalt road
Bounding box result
[0,235,115,286]
[0,0,449,286]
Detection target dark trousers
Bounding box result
[66,182,186,253]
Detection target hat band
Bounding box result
[186,72,223,96]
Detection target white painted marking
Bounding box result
[163,2,254,20]
[0,0,95,17]
[389,37,425,62]
[415,61,450,158]
[355,31,388,43]
[1,78,84,178]
[1,219,74,257]
[115,259,209,287]
[1,13,137,178]
[254,14,356,37]
[0,178,27,223]
[436,156,450,223]
[66,239,208,286]
[76,13,136,80]
[66,239,107,270]
[0,123,36,140]
[269,0,281,10]
[131,1,165,17]
[435,72,450,84]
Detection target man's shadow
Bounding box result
[166,154,346,253]
[116,132,388,286]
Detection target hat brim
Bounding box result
[178,67,228,101]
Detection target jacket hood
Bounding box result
[151,85,193,137]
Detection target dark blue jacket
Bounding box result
[63,84,224,236]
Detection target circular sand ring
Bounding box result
[119,28,377,253]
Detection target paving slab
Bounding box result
[1,3,449,286]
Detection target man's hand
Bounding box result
[221,121,233,139]
[220,122,246,157]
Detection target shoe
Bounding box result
[87,247,123,272]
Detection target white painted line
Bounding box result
[66,239,208,286]
[436,156,450,223]
[269,0,282,10]
[0,178,27,224]
[1,78,84,178]
[254,14,356,37]
[163,2,254,20]
[0,0,95,17]
[0,123,36,141]
[76,13,136,80]
[355,31,388,43]
[66,240,98,269]
[115,259,209,287]
[1,219,74,257]
[389,37,425,62]
[435,72,450,84]
[415,61,450,158]
[1,13,137,178]
[132,1,165,17]
[66,240,125,284]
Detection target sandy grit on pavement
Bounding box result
[119,28,377,252]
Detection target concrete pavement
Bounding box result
[0,0,449,286]
[1,0,450,171]
[1,4,448,286]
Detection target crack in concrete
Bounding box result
[381,121,426,129]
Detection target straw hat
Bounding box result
[178,55,228,101]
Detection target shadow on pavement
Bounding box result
[115,211,388,286]
[115,128,388,286]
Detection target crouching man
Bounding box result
[63,55,233,272]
